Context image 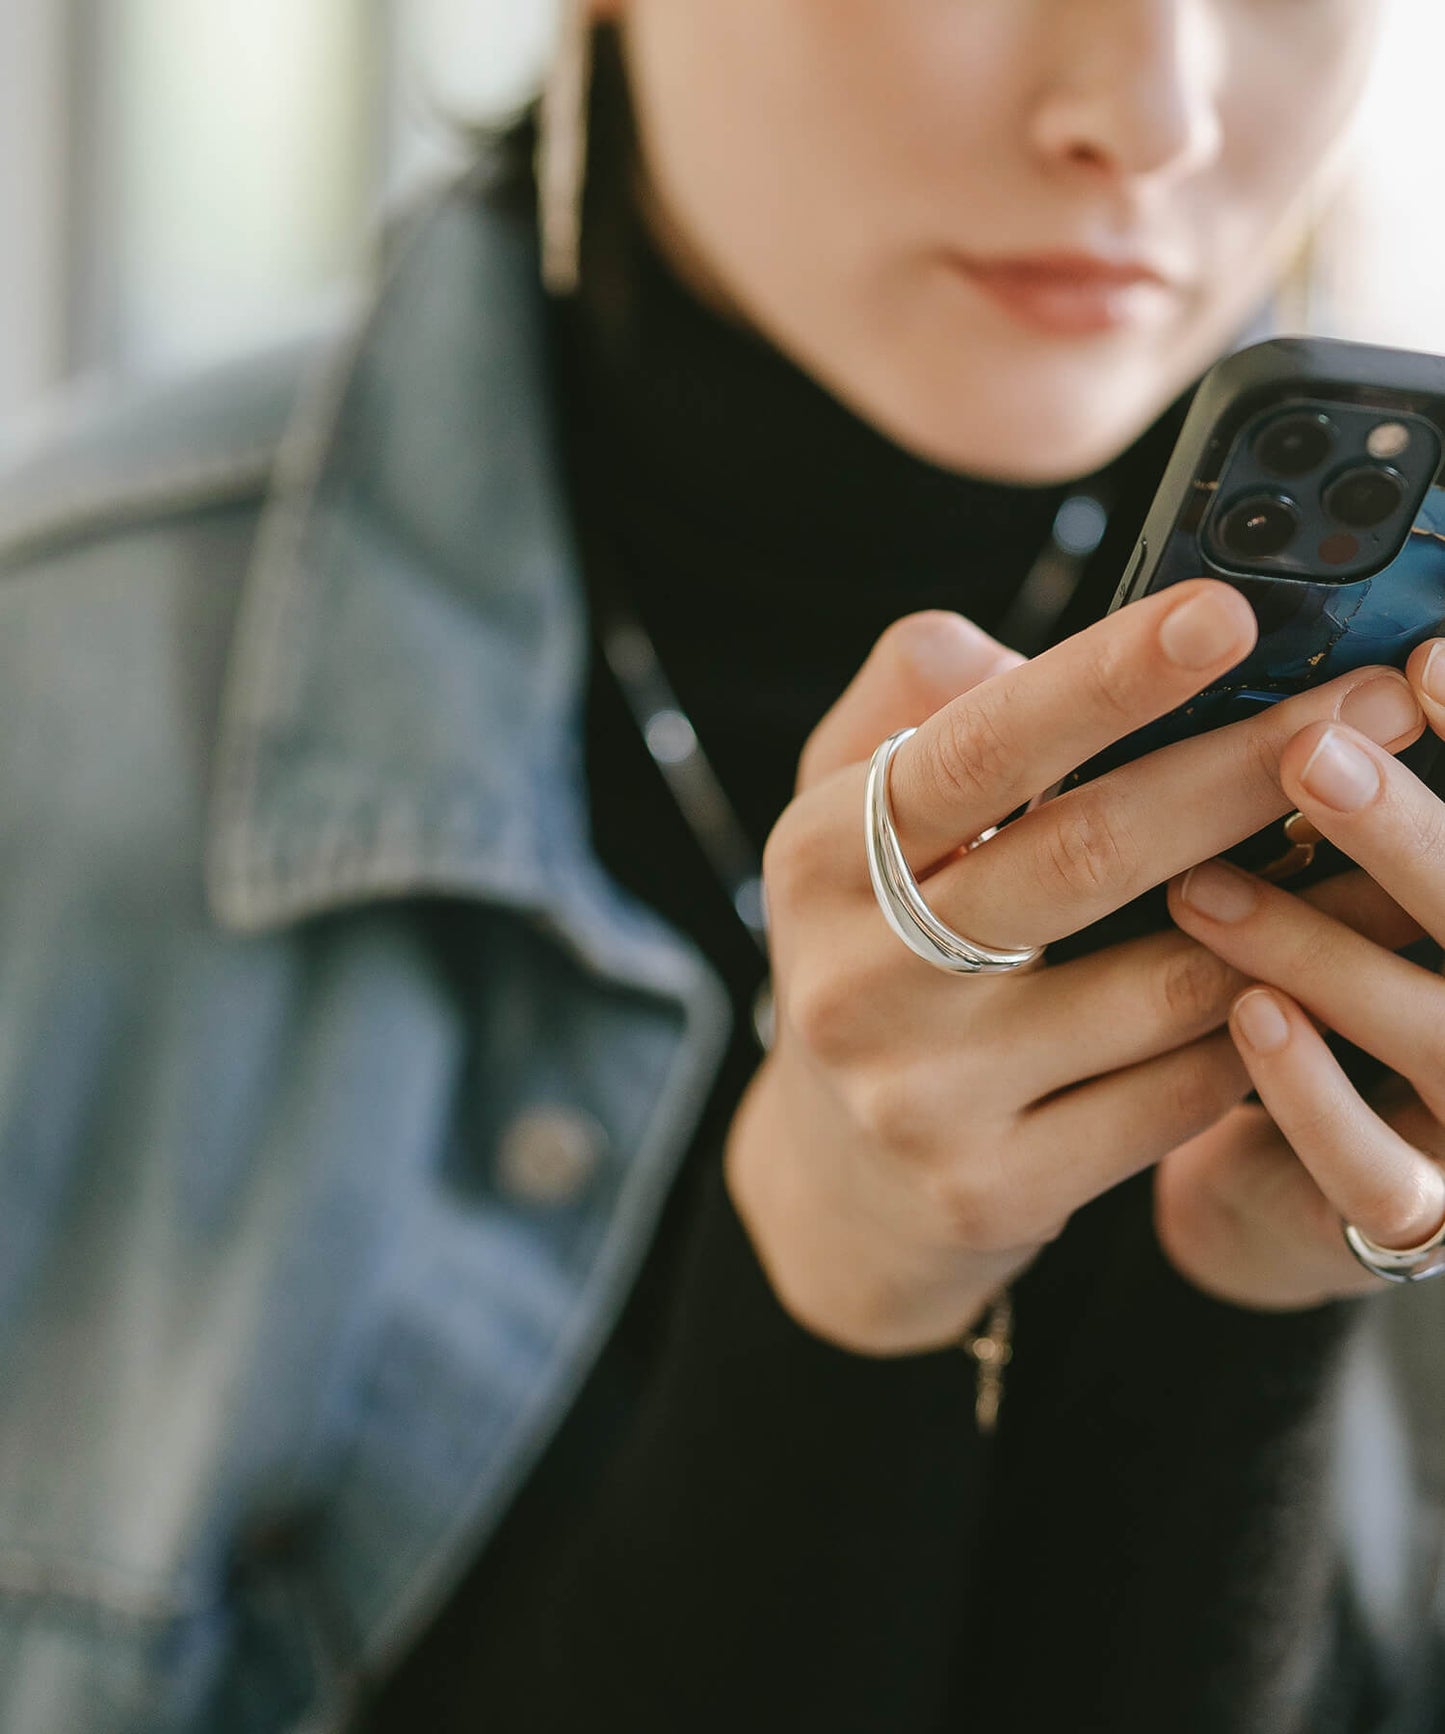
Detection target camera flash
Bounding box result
[1366,422,1410,460]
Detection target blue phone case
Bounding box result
[1049,335,1445,970]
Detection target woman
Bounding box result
[0,1,1442,1729]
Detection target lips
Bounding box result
[948,250,1179,337]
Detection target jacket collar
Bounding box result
[205,167,632,952]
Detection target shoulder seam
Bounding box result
[0,443,279,574]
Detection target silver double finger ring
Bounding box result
[1342,1217,1445,1284]
[865,727,1043,977]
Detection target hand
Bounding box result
[725,582,1425,1354]
[1162,636,1445,1309]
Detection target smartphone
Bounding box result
[1046,334,1445,970]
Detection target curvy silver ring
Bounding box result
[865,727,1043,977]
[1343,1215,1445,1285]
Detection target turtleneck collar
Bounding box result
[565,181,1078,635]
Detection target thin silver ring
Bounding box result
[865,727,1043,976]
[1343,1215,1445,1285]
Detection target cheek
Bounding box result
[623,0,1015,291]
[1214,11,1382,237]
[622,5,840,296]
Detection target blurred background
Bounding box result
[0,0,556,429]
[2,0,1445,435]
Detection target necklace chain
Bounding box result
[598,613,771,954]
[595,597,777,1049]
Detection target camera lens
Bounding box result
[1218,493,1300,560]
[1323,465,1405,531]
[1255,413,1334,478]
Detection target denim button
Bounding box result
[495,1106,607,1204]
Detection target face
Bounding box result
[594,0,1387,483]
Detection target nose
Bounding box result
[1028,0,1225,185]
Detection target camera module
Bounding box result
[1218,493,1300,561]
[1254,412,1334,479]
[1323,465,1406,532]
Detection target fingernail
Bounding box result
[1338,673,1421,745]
[1179,860,1258,923]
[1298,726,1380,813]
[1234,990,1290,1055]
[1424,641,1445,706]
[1159,590,1251,671]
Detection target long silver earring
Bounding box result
[537,0,593,296]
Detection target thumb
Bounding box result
[796,610,1021,794]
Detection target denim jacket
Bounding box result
[0,169,1438,1733]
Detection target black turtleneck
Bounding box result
[362,79,1380,1734]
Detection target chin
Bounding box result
[863,386,1158,486]
[853,338,1204,485]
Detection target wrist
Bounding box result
[724,1057,1029,1356]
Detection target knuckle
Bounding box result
[1079,633,1144,728]
[1242,721,1286,796]
[1156,944,1236,1030]
[1035,792,1137,903]
[929,694,1016,815]
[788,970,862,1062]
[761,813,802,900]
[924,1168,1016,1253]
[883,609,967,673]
[847,1069,932,1158]
[1166,1049,1236,1131]
[762,801,831,901]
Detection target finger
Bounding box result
[886,579,1258,869]
[1169,859,1445,1120]
[1154,1107,1388,1307]
[918,666,1423,951]
[1013,1029,1251,1220]
[797,612,1020,794]
[774,897,1238,1098]
[1228,987,1445,1252]
[1408,636,1445,740]
[998,931,1247,1102]
[1299,869,1425,953]
[1278,717,1445,944]
[816,924,1247,1101]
